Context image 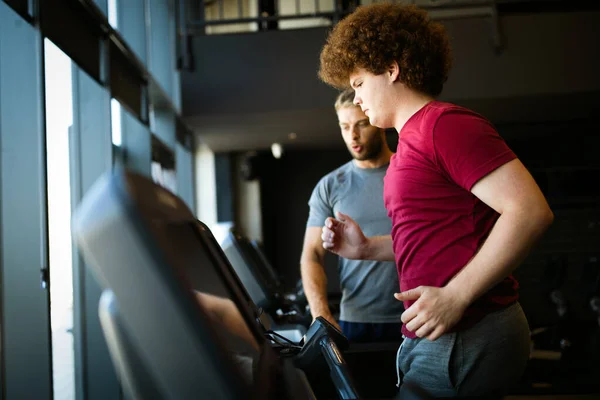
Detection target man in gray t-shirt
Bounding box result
[300,89,404,343]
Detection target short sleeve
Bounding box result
[306,177,334,227]
[433,110,516,191]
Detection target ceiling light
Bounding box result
[271,143,283,159]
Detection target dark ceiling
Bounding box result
[181,8,600,152]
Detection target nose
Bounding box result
[353,92,361,106]
[351,125,360,140]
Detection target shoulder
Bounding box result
[426,102,492,133]
[316,160,354,189]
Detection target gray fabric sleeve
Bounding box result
[306,177,333,228]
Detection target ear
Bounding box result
[387,61,400,83]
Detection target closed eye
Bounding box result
[351,80,363,89]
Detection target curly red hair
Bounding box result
[319,3,452,97]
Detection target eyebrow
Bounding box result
[339,119,369,127]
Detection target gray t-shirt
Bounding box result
[307,161,404,323]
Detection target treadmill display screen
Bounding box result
[152,220,263,357]
[222,236,271,309]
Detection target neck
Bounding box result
[354,146,394,169]
[393,91,435,133]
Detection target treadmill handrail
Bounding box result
[319,336,361,400]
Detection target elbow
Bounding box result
[508,201,554,234]
[301,251,323,268]
[540,203,554,229]
[544,207,554,229]
[530,203,554,234]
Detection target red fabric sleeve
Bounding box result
[433,110,517,191]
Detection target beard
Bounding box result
[348,135,384,161]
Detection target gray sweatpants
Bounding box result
[397,302,530,398]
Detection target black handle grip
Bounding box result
[320,336,360,400]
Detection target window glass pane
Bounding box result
[44,38,75,400]
[108,0,118,28]
[111,98,122,146]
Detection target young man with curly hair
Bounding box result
[318,3,554,397]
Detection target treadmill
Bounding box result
[71,169,368,400]
[247,238,303,303]
[221,230,311,332]
[249,239,343,309]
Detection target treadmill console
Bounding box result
[293,318,360,400]
[302,317,348,351]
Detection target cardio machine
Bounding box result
[220,229,311,335]
[73,170,427,400]
[73,169,426,399]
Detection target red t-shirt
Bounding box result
[383,101,519,339]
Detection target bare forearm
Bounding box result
[447,208,553,306]
[364,235,395,261]
[300,261,331,318]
